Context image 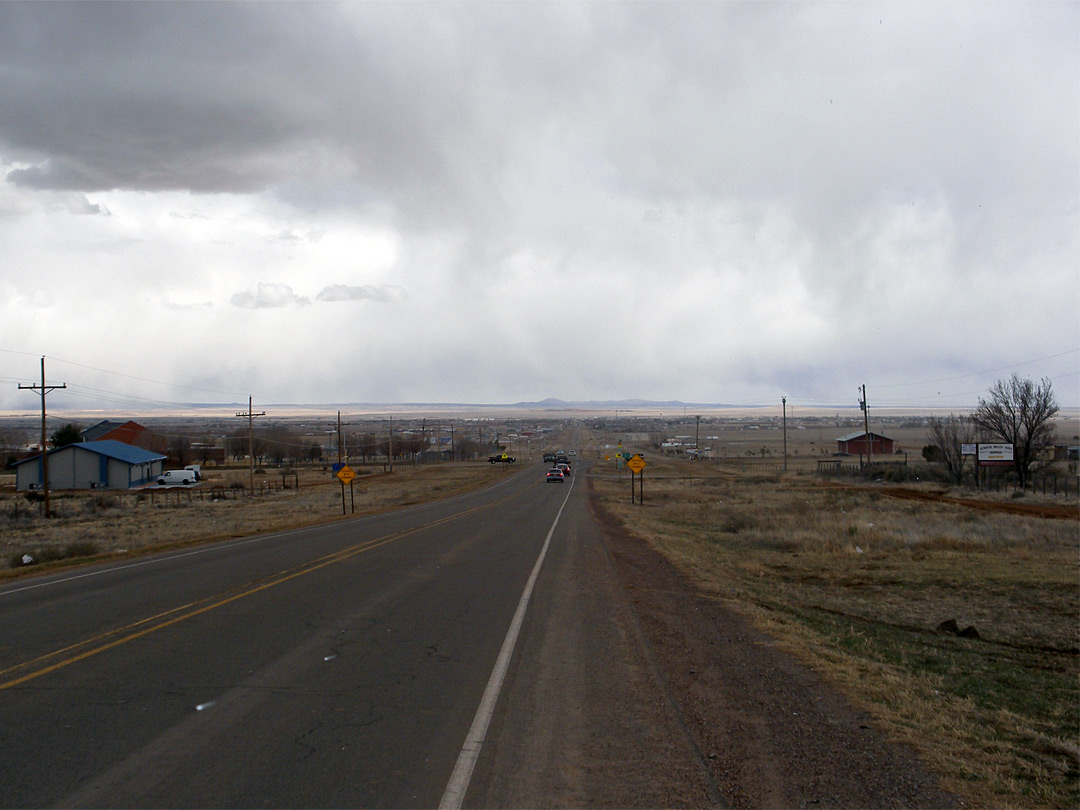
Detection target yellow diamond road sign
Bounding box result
[627,454,646,473]
[336,465,356,484]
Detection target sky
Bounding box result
[0,1,1077,413]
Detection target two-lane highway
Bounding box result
[1,465,571,808]
[0,462,717,808]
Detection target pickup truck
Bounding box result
[488,454,516,464]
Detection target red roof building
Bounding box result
[836,431,895,456]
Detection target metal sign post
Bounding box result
[627,454,646,505]
[336,464,356,515]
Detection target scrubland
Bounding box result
[592,457,1079,808]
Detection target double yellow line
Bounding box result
[1,486,528,690]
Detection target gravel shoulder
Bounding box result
[589,490,960,809]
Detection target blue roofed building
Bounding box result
[14,440,167,492]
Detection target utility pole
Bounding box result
[782,396,788,472]
[19,356,65,518]
[695,415,700,459]
[335,411,354,464]
[859,384,871,467]
[388,415,394,473]
[235,396,266,494]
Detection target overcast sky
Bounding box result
[1,1,1077,413]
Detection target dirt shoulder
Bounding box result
[589,488,960,809]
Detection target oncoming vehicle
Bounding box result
[157,469,197,486]
[545,469,565,483]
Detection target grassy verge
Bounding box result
[1,462,502,577]
[592,460,1079,808]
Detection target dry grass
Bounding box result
[592,457,1080,808]
[0,462,500,576]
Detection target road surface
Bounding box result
[0,462,715,808]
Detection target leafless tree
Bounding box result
[456,438,483,460]
[972,374,1058,488]
[356,432,381,463]
[927,414,976,483]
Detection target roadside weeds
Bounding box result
[591,460,1079,809]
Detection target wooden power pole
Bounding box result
[18,356,65,518]
[236,396,266,494]
[859,384,871,467]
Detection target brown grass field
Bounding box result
[0,462,502,573]
[588,441,1079,809]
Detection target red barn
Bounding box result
[836,431,895,456]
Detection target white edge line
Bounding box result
[438,474,576,810]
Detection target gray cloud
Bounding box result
[0,2,1075,408]
[316,284,404,303]
[231,283,310,309]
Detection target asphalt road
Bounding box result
[0,462,716,809]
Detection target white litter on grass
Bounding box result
[324,654,337,661]
[21,555,33,565]
[195,702,216,712]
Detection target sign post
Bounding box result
[975,443,1013,490]
[336,464,356,515]
[627,454,646,504]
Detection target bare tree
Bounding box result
[927,414,976,483]
[456,438,482,460]
[972,374,1058,488]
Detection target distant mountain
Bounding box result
[510,398,734,409]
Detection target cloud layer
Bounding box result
[0,2,1076,410]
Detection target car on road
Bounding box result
[556,462,571,476]
[545,468,565,482]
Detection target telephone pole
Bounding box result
[235,396,266,494]
[19,357,65,518]
[782,396,788,472]
[859,384,871,467]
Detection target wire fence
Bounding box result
[815,459,1079,498]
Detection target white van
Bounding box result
[158,469,197,486]
[184,464,202,481]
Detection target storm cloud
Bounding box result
[0,2,1075,409]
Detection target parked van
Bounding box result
[158,469,197,486]
[184,464,202,481]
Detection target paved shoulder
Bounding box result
[468,465,720,807]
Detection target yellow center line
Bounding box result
[1,485,530,690]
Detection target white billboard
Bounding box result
[978,444,1014,465]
